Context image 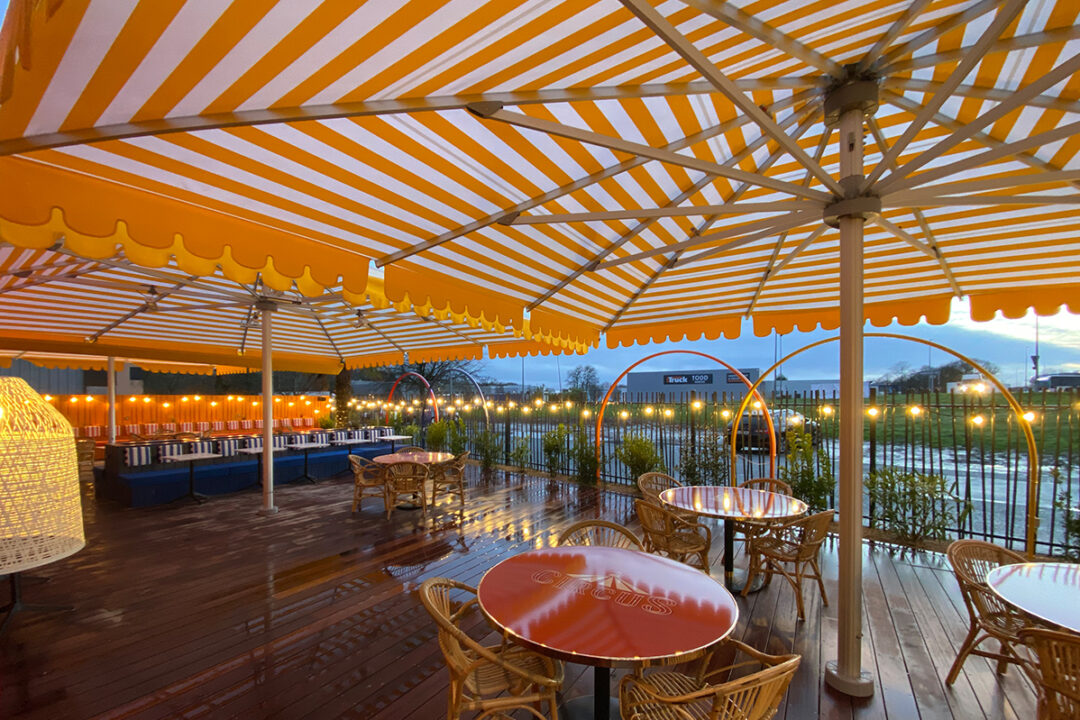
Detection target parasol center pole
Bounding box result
[106,356,117,444]
[824,84,877,698]
[258,300,278,516]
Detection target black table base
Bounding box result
[559,666,618,720]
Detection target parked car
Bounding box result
[724,409,821,453]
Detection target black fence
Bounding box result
[359,389,1079,557]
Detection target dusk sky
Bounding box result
[482,298,1080,391]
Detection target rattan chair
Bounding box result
[742,509,833,621]
[637,472,695,522]
[733,478,794,545]
[635,500,711,572]
[384,461,429,520]
[348,455,387,513]
[431,452,469,509]
[75,438,96,483]
[557,520,644,551]
[637,472,683,503]
[619,638,800,720]
[945,539,1029,684]
[396,445,425,454]
[419,577,564,720]
[1018,627,1080,720]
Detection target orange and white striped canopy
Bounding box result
[0,244,585,373]
[0,0,1077,354]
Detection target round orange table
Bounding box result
[660,485,807,591]
[986,562,1080,633]
[477,546,738,720]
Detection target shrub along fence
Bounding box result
[360,389,1079,558]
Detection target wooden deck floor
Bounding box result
[1,468,1038,720]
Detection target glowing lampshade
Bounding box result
[0,378,85,575]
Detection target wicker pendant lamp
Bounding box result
[0,377,85,631]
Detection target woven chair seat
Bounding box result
[463,644,561,697]
[622,671,713,720]
[667,531,709,555]
[748,536,800,561]
[983,610,1029,636]
[619,638,800,720]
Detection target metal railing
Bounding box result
[361,389,1079,557]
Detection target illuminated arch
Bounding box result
[441,368,490,424]
[730,332,1040,556]
[594,350,778,482]
[385,371,439,425]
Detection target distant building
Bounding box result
[625,368,761,401]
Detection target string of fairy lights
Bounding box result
[37,386,1056,428]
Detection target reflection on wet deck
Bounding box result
[0,468,1036,719]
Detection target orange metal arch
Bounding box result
[729,332,1040,556]
[594,350,778,482]
[385,371,439,425]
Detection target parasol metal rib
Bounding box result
[883,169,1080,199]
[470,104,833,202]
[746,225,830,318]
[884,78,1080,115]
[680,0,842,76]
[595,211,816,270]
[884,117,1080,193]
[867,116,963,299]
[746,125,834,316]
[312,315,345,363]
[876,0,1006,69]
[675,213,817,268]
[764,225,828,283]
[863,0,1027,190]
[883,26,1080,75]
[0,79,817,157]
[525,173,716,312]
[237,304,256,356]
[599,110,822,324]
[145,301,255,314]
[620,0,843,196]
[856,0,934,73]
[512,201,820,224]
[88,277,199,342]
[886,194,1080,207]
[877,49,1080,194]
[882,91,1080,189]
[602,254,679,332]
[0,267,102,296]
[376,87,818,267]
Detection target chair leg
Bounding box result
[946,624,982,685]
[811,557,828,607]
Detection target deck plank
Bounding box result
[0,470,1034,720]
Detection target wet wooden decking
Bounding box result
[0,468,1037,719]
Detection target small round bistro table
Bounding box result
[986,561,1080,634]
[373,451,455,509]
[372,451,454,465]
[659,485,807,591]
[477,545,739,720]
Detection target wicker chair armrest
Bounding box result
[698,639,798,681]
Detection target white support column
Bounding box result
[824,104,875,697]
[106,356,117,444]
[258,301,278,516]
